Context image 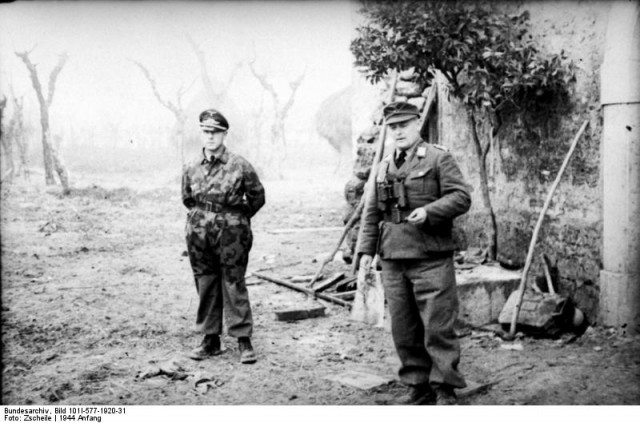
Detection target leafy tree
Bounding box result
[351,0,574,259]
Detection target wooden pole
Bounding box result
[351,71,399,274]
[541,254,556,294]
[253,272,352,309]
[508,120,589,338]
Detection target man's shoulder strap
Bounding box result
[431,143,449,152]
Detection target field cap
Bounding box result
[383,101,420,125]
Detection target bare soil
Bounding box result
[1,168,639,406]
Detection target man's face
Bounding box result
[201,129,226,152]
[388,117,421,151]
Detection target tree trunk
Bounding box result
[40,118,55,184]
[0,134,15,181]
[468,109,498,260]
[0,96,15,181]
[43,124,70,194]
[11,97,29,178]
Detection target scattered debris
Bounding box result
[500,342,524,351]
[498,290,582,338]
[192,372,223,394]
[252,272,352,308]
[38,221,58,234]
[324,370,394,390]
[137,358,189,381]
[275,305,326,322]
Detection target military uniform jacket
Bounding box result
[358,141,471,259]
[182,147,265,218]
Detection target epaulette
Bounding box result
[432,143,449,152]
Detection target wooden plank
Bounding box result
[291,275,314,283]
[312,272,346,293]
[330,290,356,301]
[275,306,326,322]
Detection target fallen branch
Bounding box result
[508,120,589,338]
[252,272,351,309]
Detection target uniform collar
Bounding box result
[201,146,229,165]
[395,138,425,160]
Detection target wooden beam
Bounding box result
[275,306,326,322]
[252,272,352,309]
[312,272,346,293]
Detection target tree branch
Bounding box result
[15,50,46,109]
[131,59,181,117]
[247,57,279,103]
[47,52,68,107]
[281,66,306,117]
[187,34,217,101]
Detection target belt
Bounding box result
[196,201,245,214]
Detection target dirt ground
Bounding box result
[1,167,639,407]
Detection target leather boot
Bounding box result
[433,384,458,405]
[188,334,222,360]
[238,337,257,364]
[405,382,436,405]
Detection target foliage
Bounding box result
[351,1,576,260]
[351,1,574,124]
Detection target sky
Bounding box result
[0,1,358,146]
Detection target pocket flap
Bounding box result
[408,168,432,179]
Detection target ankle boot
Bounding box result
[188,334,222,360]
[238,337,257,364]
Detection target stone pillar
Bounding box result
[599,1,640,333]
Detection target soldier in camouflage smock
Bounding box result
[358,102,471,405]
[182,108,265,364]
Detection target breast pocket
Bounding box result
[407,168,438,195]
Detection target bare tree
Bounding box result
[248,56,306,178]
[131,60,195,164]
[186,34,242,103]
[15,49,70,194]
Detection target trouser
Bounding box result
[380,255,466,388]
[185,209,254,338]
